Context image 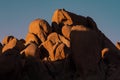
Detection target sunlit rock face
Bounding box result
[116,42,120,50]
[28,18,52,43]
[0,9,120,80]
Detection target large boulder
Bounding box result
[29,18,52,43]
[70,30,104,80]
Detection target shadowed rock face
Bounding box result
[0,43,2,54]
[0,9,120,80]
[70,30,103,80]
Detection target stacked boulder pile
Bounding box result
[0,9,120,80]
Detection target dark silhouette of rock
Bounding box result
[22,57,53,80]
[0,43,2,54]
[70,30,104,80]
[0,49,23,80]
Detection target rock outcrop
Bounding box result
[0,9,120,80]
[116,42,120,50]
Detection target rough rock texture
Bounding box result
[21,42,39,58]
[0,9,120,80]
[2,35,14,45]
[29,18,52,43]
[39,32,70,61]
[2,38,18,53]
[116,42,120,50]
[2,37,25,53]
[25,32,41,45]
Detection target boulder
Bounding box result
[21,42,39,58]
[25,32,41,45]
[29,18,52,43]
[2,38,25,53]
[2,38,18,53]
[2,35,14,46]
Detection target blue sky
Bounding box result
[0,0,120,44]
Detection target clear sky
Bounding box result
[0,0,120,44]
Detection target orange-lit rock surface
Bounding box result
[116,42,120,50]
[0,9,120,80]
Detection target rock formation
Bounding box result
[0,43,2,54]
[116,42,120,50]
[0,9,120,80]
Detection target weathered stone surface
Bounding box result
[2,35,14,45]
[2,38,25,53]
[2,38,18,53]
[62,25,71,40]
[52,9,89,34]
[25,32,41,45]
[39,32,70,61]
[21,42,39,58]
[116,42,120,50]
[59,34,70,48]
[29,18,52,42]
